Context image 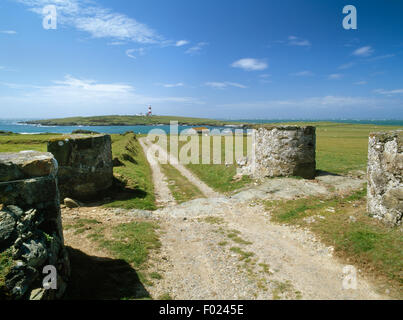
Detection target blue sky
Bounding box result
[0,0,402,119]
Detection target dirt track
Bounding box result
[134,138,387,300]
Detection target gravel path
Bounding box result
[140,137,220,198]
[138,138,176,207]
[136,137,387,299]
[148,184,387,300]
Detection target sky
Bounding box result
[0,0,402,120]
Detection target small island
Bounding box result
[22,115,244,127]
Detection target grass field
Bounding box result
[1,121,402,199]
[164,122,402,193]
[0,132,156,210]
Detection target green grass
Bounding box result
[227,231,252,245]
[0,248,13,285]
[104,133,156,210]
[0,132,156,210]
[96,221,161,268]
[64,218,102,235]
[158,293,173,300]
[166,134,253,193]
[230,247,255,261]
[0,133,60,152]
[23,115,234,127]
[160,164,204,203]
[264,188,403,298]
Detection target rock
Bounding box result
[64,198,80,208]
[241,126,316,179]
[0,151,57,182]
[0,208,16,248]
[0,151,70,299]
[367,130,402,226]
[48,134,113,201]
[5,265,38,299]
[29,288,47,300]
[19,238,48,267]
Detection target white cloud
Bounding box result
[185,42,208,55]
[107,41,127,46]
[288,35,311,47]
[328,73,343,80]
[176,40,189,47]
[352,46,374,57]
[160,82,185,88]
[0,30,17,34]
[126,48,146,59]
[231,58,267,71]
[15,0,163,44]
[338,62,354,70]
[374,88,403,95]
[205,82,247,89]
[0,75,203,108]
[290,70,314,77]
[366,54,395,62]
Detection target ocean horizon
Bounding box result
[0,118,402,135]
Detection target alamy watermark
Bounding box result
[144,121,256,172]
[42,265,57,290]
[42,5,57,30]
[343,5,357,30]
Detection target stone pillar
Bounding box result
[47,134,113,201]
[244,126,316,179]
[367,130,402,226]
[0,151,70,300]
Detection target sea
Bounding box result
[0,118,402,135]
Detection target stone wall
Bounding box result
[239,126,316,179]
[48,134,113,201]
[367,130,402,226]
[0,151,70,299]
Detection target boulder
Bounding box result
[47,134,113,201]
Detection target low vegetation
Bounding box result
[23,115,234,127]
[104,133,156,210]
[264,188,403,298]
[0,248,14,296]
[64,218,162,299]
[160,164,204,203]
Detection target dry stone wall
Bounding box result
[367,130,402,226]
[48,134,113,201]
[239,126,316,179]
[0,151,70,300]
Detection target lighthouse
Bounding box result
[147,105,152,117]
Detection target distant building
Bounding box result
[192,127,210,134]
[147,105,152,116]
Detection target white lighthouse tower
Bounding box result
[147,105,152,117]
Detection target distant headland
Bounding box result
[21,115,245,127]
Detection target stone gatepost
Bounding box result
[0,151,70,300]
[243,126,316,179]
[367,130,402,226]
[47,134,113,201]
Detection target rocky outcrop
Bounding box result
[0,151,70,300]
[367,131,403,226]
[48,134,113,201]
[239,126,316,179]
